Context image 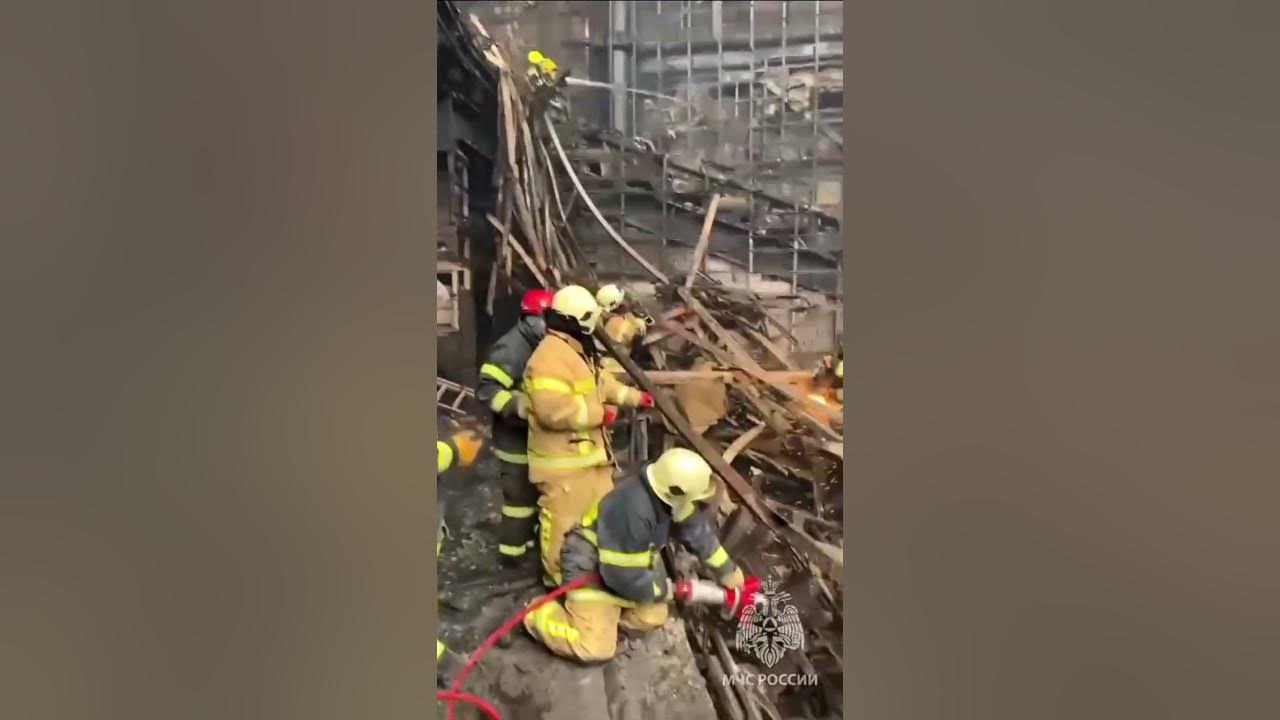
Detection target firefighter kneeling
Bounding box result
[523,447,745,662]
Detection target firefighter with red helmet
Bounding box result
[475,288,554,568]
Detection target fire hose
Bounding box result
[437,573,763,720]
[438,573,597,720]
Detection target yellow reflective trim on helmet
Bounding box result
[480,362,515,389]
[706,546,730,569]
[501,504,537,519]
[598,547,653,568]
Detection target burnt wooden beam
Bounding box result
[644,370,810,385]
[596,326,842,580]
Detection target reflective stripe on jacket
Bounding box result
[523,330,642,471]
[559,465,739,605]
[475,316,545,463]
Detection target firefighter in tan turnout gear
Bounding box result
[595,283,651,375]
[523,285,653,585]
[524,447,745,662]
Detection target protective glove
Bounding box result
[638,391,655,408]
[450,430,484,467]
[718,567,745,590]
[602,405,618,426]
[514,391,530,420]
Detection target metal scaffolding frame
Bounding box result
[593,1,843,296]
[457,0,843,342]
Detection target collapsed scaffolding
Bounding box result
[468,17,844,718]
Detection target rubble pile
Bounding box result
[464,16,843,718]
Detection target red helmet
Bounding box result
[520,288,554,315]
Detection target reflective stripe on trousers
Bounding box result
[527,448,608,470]
[480,362,515,389]
[529,602,580,641]
[499,542,530,557]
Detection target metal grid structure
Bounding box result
[461,1,843,298]
[593,1,842,295]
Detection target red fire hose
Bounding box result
[437,572,599,720]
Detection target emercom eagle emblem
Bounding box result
[735,579,804,668]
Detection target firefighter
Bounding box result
[436,427,483,687]
[596,283,651,353]
[524,284,654,585]
[526,49,558,87]
[524,447,744,662]
[474,288,554,567]
[594,283,653,464]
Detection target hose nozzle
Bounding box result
[720,575,762,620]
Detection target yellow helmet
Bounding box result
[540,57,557,74]
[595,283,625,312]
[646,447,715,506]
[436,440,453,474]
[527,50,544,65]
[551,285,602,334]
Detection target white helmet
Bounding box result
[551,285,602,334]
[646,447,716,506]
[595,284,625,313]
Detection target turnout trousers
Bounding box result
[497,460,540,561]
[524,533,671,662]
[524,591,669,662]
[529,463,613,585]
